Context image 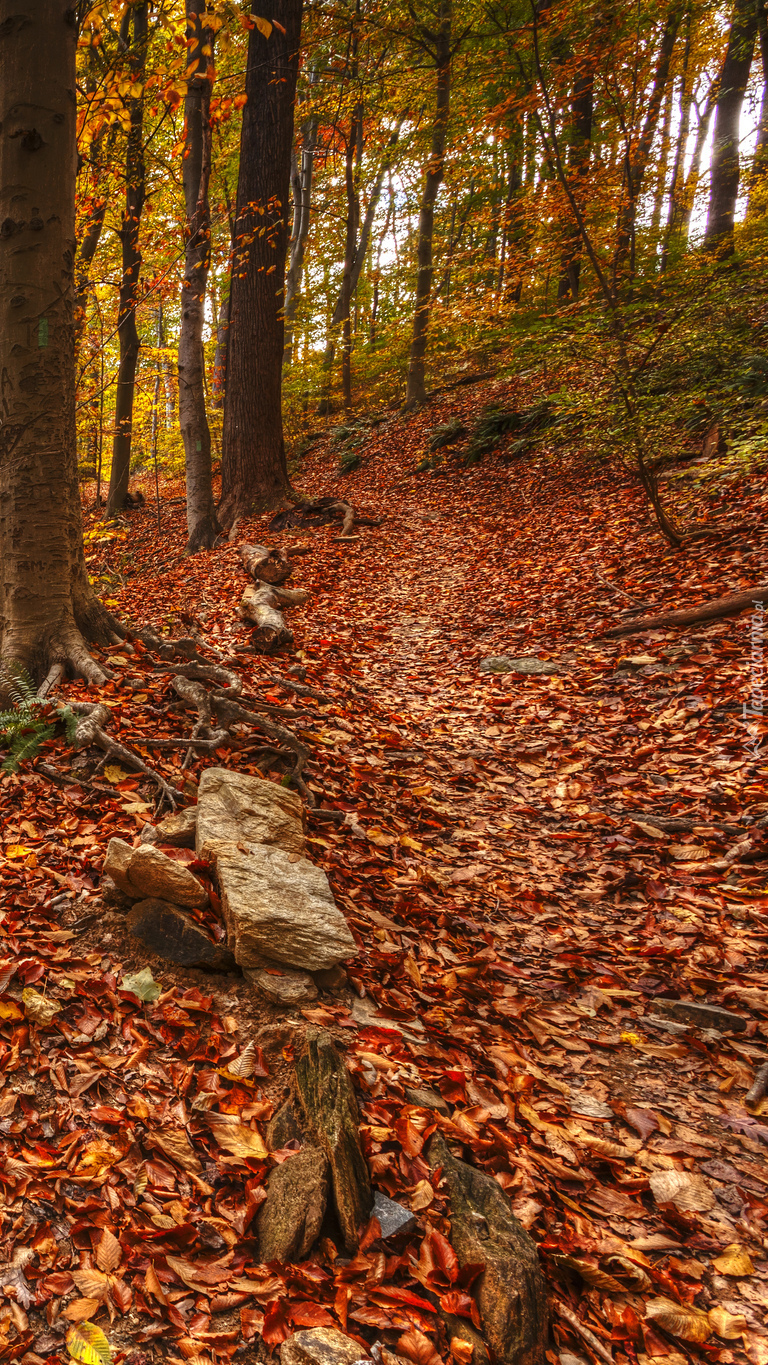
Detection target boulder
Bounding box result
[155,806,198,848]
[294,1029,371,1251]
[281,1328,367,1365]
[215,843,357,972]
[428,1131,547,1365]
[257,1148,329,1263]
[246,962,318,1005]
[126,900,236,971]
[127,844,208,909]
[196,768,305,858]
[103,837,136,896]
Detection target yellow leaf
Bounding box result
[712,1244,755,1277]
[253,14,272,36]
[104,765,129,783]
[5,844,32,859]
[23,987,62,1025]
[206,1115,267,1159]
[708,1306,748,1339]
[0,999,23,1020]
[66,1320,113,1365]
[645,1297,711,1343]
[399,834,423,850]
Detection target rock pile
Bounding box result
[101,767,358,1000]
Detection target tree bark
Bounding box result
[704,0,757,253]
[179,0,221,554]
[218,0,304,528]
[747,0,768,215]
[557,63,595,302]
[604,586,768,636]
[0,0,114,685]
[405,0,452,409]
[660,10,693,272]
[106,3,149,518]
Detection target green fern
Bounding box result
[0,664,74,773]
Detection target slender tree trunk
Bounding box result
[557,64,594,301]
[106,3,149,517]
[219,0,304,526]
[614,3,682,282]
[747,0,768,215]
[212,281,230,407]
[405,0,452,409]
[0,0,113,685]
[704,0,757,252]
[284,108,318,366]
[680,78,718,238]
[369,192,392,343]
[179,0,220,554]
[660,11,693,272]
[649,79,674,246]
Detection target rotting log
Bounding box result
[604,584,768,637]
[428,1131,547,1365]
[240,584,294,652]
[239,542,294,585]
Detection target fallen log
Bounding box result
[269,496,382,539]
[240,583,309,652]
[239,542,294,585]
[604,584,768,637]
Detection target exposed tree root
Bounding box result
[268,495,382,539]
[604,583,768,636]
[69,701,184,809]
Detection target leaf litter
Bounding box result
[0,378,766,1365]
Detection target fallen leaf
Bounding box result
[645,1297,711,1343]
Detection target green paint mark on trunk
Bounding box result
[196,439,202,451]
[38,318,48,348]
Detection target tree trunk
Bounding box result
[218,0,304,528]
[614,4,681,283]
[212,282,230,408]
[557,64,594,302]
[747,0,768,215]
[679,76,718,238]
[284,109,318,366]
[704,0,757,253]
[0,0,114,686]
[106,3,149,518]
[179,0,221,554]
[660,11,693,272]
[405,0,452,410]
[649,78,674,246]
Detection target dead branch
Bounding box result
[239,542,294,585]
[240,584,296,652]
[604,584,768,637]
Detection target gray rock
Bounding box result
[103,837,136,896]
[127,844,208,909]
[246,962,318,1005]
[155,806,198,848]
[257,1148,330,1263]
[404,1086,450,1115]
[196,767,305,859]
[653,999,747,1032]
[215,842,357,972]
[372,1190,416,1238]
[126,899,236,971]
[281,1328,368,1365]
[478,655,560,676]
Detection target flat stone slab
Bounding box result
[478,655,560,675]
[215,843,357,972]
[128,844,208,908]
[127,899,236,971]
[196,767,305,859]
[246,962,318,1004]
[653,999,747,1032]
[281,1329,367,1365]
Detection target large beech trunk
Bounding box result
[218,0,304,527]
[106,3,149,518]
[0,0,113,685]
[179,0,221,554]
[705,0,758,251]
[405,0,452,409]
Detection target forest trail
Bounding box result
[0,387,767,1364]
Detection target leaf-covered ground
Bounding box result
[1,379,767,1365]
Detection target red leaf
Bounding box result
[289,1303,335,1327]
[262,1297,291,1345]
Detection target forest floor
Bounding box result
[1,375,767,1365]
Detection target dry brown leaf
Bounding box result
[72,1268,110,1302]
[645,1297,711,1342]
[410,1179,434,1211]
[708,1306,748,1339]
[712,1244,755,1277]
[227,1042,261,1080]
[150,1126,203,1174]
[649,1170,714,1212]
[206,1115,267,1159]
[668,844,708,862]
[166,1252,234,1289]
[145,1262,168,1306]
[552,1255,625,1293]
[62,1297,102,1323]
[96,1229,122,1273]
[22,987,62,1025]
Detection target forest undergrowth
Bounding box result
[0,378,766,1365]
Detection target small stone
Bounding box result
[246,962,318,1004]
[654,999,747,1032]
[103,837,136,896]
[404,1086,450,1115]
[372,1190,416,1238]
[127,899,236,971]
[478,655,559,675]
[196,767,305,859]
[127,844,208,909]
[257,1148,329,1263]
[155,806,198,848]
[281,1327,368,1365]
